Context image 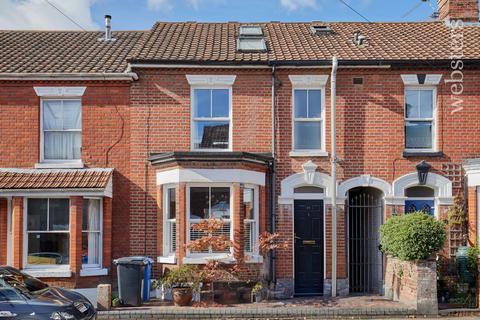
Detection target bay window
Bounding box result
[243,187,258,254]
[188,186,231,254]
[404,88,435,151]
[26,198,70,266]
[41,99,82,162]
[163,187,177,256]
[293,89,324,151]
[191,89,231,150]
[82,199,102,268]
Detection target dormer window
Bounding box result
[237,25,267,52]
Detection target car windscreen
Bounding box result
[0,278,24,302]
[0,268,48,294]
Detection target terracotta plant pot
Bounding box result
[172,287,193,306]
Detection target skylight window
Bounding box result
[240,26,263,36]
[237,25,267,52]
[311,25,332,35]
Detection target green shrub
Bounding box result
[380,212,446,261]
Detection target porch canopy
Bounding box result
[0,168,113,197]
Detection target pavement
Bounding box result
[96,296,480,319]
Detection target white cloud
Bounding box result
[147,0,172,11]
[280,0,316,11]
[0,0,98,30]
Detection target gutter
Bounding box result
[330,56,338,298]
[0,72,138,81]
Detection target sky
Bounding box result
[0,0,440,31]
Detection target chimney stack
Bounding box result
[437,0,479,22]
[105,15,112,41]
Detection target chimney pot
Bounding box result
[105,14,112,41]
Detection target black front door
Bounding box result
[294,199,324,295]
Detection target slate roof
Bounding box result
[0,30,145,73]
[0,168,113,189]
[134,21,480,63]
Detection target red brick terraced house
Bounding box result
[1,0,480,301]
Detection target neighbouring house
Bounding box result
[0,0,480,302]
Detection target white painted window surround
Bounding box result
[159,185,176,264]
[155,168,265,186]
[278,161,453,207]
[288,75,328,157]
[401,75,442,153]
[186,75,236,152]
[34,87,86,169]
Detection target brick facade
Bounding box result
[1,64,479,297]
[0,81,131,288]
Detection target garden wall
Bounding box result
[384,256,438,315]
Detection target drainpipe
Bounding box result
[270,65,277,287]
[330,56,338,297]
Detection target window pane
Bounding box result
[294,186,324,193]
[405,200,435,216]
[294,121,321,150]
[211,187,230,219]
[190,187,209,219]
[82,199,101,232]
[44,131,81,160]
[193,121,229,149]
[405,121,432,149]
[62,100,82,129]
[82,232,100,265]
[212,222,231,253]
[308,90,321,118]
[169,221,176,252]
[419,90,433,118]
[48,199,69,231]
[27,233,69,265]
[405,186,435,197]
[43,100,63,130]
[243,188,254,220]
[168,188,176,220]
[405,90,419,118]
[193,89,211,117]
[294,90,308,118]
[211,89,229,117]
[27,199,48,231]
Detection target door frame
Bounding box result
[292,195,326,296]
[346,187,385,294]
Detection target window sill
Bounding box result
[403,151,444,158]
[80,268,108,277]
[35,162,84,169]
[183,254,235,264]
[23,269,71,278]
[289,151,329,157]
[245,255,263,263]
[157,256,176,264]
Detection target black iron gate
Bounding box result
[347,188,384,294]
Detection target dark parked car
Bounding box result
[0,266,95,319]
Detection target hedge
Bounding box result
[379,212,446,261]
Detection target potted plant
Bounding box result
[251,282,263,303]
[161,265,204,306]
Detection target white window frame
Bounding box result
[186,184,234,259]
[190,87,233,152]
[243,185,259,257]
[186,75,235,152]
[39,98,83,168]
[81,197,103,270]
[23,197,71,273]
[288,75,328,157]
[162,184,177,259]
[404,86,437,153]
